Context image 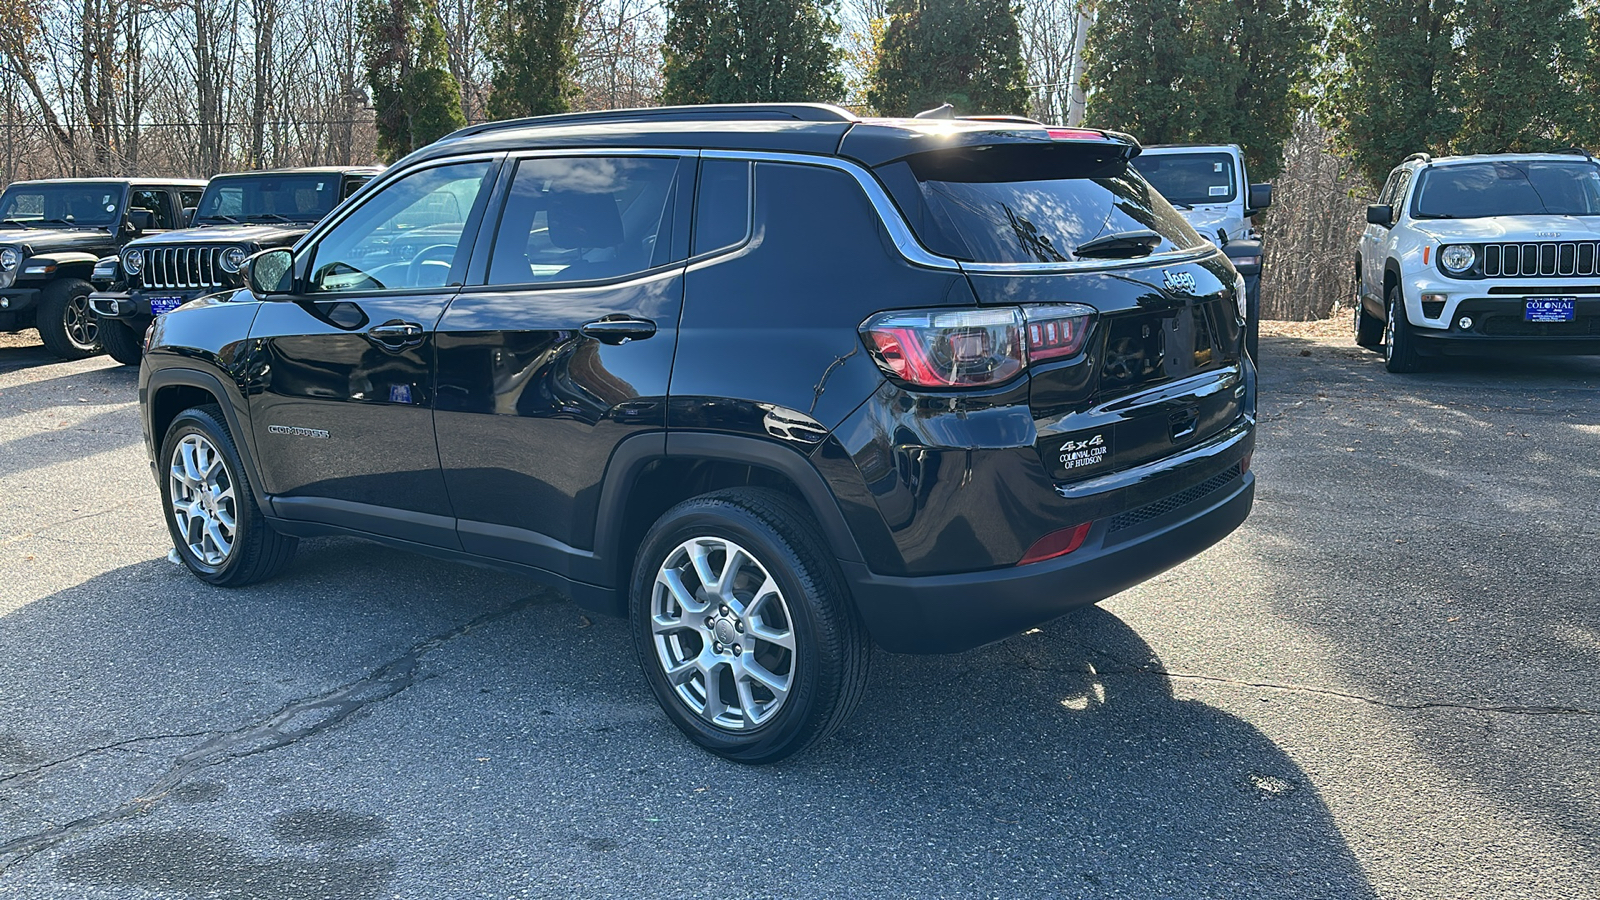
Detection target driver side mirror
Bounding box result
[246,248,296,297]
[1244,183,1273,216]
[183,206,198,227]
[1366,204,1394,227]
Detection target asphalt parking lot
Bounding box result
[0,322,1596,899]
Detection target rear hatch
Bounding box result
[852,125,1248,480]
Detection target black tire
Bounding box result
[1354,301,1384,348]
[630,487,871,764]
[1384,285,1423,373]
[159,404,297,586]
[99,317,144,366]
[36,278,101,360]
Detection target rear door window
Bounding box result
[692,159,752,255]
[878,144,1203,264]
[484,155,685,285]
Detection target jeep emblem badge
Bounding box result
[1163,270,1198,295]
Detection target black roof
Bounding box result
[207,165,384,179]
[411,103,1138,170]
[5,177,209,188]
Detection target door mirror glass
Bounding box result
[182,206,198,227]
[247,248,295,296]
[1366,204,1394,227]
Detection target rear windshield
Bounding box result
[877,144,1204,265]
[1130,152,1238,207]
[1411,160,1600,218]
[196,173,343,224]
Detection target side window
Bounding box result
[343,176,373,200]
[693,159,752,255]
[130,189,175,229]
[179,190,202,210]
[308,160,492,294]
[485,155,684,286]
[1392,171,1413,216]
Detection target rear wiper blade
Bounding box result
[1075,229,1164,259]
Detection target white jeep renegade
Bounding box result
[1357,151,1600,372]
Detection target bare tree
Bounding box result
[573,0,663,110]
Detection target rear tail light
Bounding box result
[1047,128,1109,141]
[861,304,1094,389]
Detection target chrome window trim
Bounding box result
[701,148,1221,274]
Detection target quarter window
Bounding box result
[693,159,751,255]
[485,156,684,286]
[308,161,492,294]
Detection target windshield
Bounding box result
[0,182,124,227]
[196,173,342,223]
[1130,152,1238,207]
[1412,161,1600,218]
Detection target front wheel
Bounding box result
[630,488,871,763]
[99,318,145,366]
[159,404,297,585]
[36,278,101,360]
[1384,286,1423,373]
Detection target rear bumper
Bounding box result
[844,422,1255,654]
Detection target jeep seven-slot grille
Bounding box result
[1482,242,1599,278]
[1107,463,1242,533]
[140,246,225,290]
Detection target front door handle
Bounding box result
[366,320,424,349]
[581,315,657,345]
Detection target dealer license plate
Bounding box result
[149,296,185,315]
[1525,297,1576,322]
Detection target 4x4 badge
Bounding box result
[1163,270,1198,295]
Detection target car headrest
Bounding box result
[547,191,623,250]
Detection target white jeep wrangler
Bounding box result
[1357,151,1600,372]
[1133,144,1273,359]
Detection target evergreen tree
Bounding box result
[661,0,845,104]
[1322,0,1462,189]
[1082,0,1191,142]
[483,0,581,120]
[1085,0,1313,179]
[1452,0,1588,154]
[867,0,1029,117]
[361,0,468,162]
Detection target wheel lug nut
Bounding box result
[735,622,744,633]
[720,605,730,615]
[731,644,741,655]
[704,616,714,627]
[713,642,724,653]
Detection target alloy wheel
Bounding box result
[650,536,797,731]
[168,433,238,567]
[63,292,99,350]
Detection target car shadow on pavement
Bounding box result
[0,539,1378,899]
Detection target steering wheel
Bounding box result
[407,243,458,287]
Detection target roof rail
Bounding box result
[447,103,858,139]
[1555,146,1594,160]
[1402,151,1432,164]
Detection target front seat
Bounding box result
[546,190,624,281]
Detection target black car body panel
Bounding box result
[139,103,1255,653]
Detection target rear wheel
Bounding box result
[36,278,100,360]
[630,488,870,764]
[1384,285,1422,373]
[160,404,296,586]
[99,318,144,366]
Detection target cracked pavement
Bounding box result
[0,327,1597,898]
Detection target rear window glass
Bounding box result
[879,145,1203,264]
[1130,152,1238,206]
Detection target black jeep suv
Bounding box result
[140,104,1256,762]
[0,177,207,358]
[90,166,381,364]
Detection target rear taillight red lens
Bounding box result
[861,304,1094,389]
[1046,128,1108,142]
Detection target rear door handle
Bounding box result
[581,316,657,345]
[366,321,424,349]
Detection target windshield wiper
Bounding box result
[246,213,293,222]
[202,214,242,224]
[0,218,35,228]
[1075,229,1164,259]
[1169,201,1194,210]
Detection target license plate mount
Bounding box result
[1525,297,1576,323]
[149,296,185,315]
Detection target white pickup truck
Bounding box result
[1132,144,1273,359]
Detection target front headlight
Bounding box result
[0,247,19,272]
[1440,244,1476,274]
[220,246,249,274]
[121,248,142,275]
